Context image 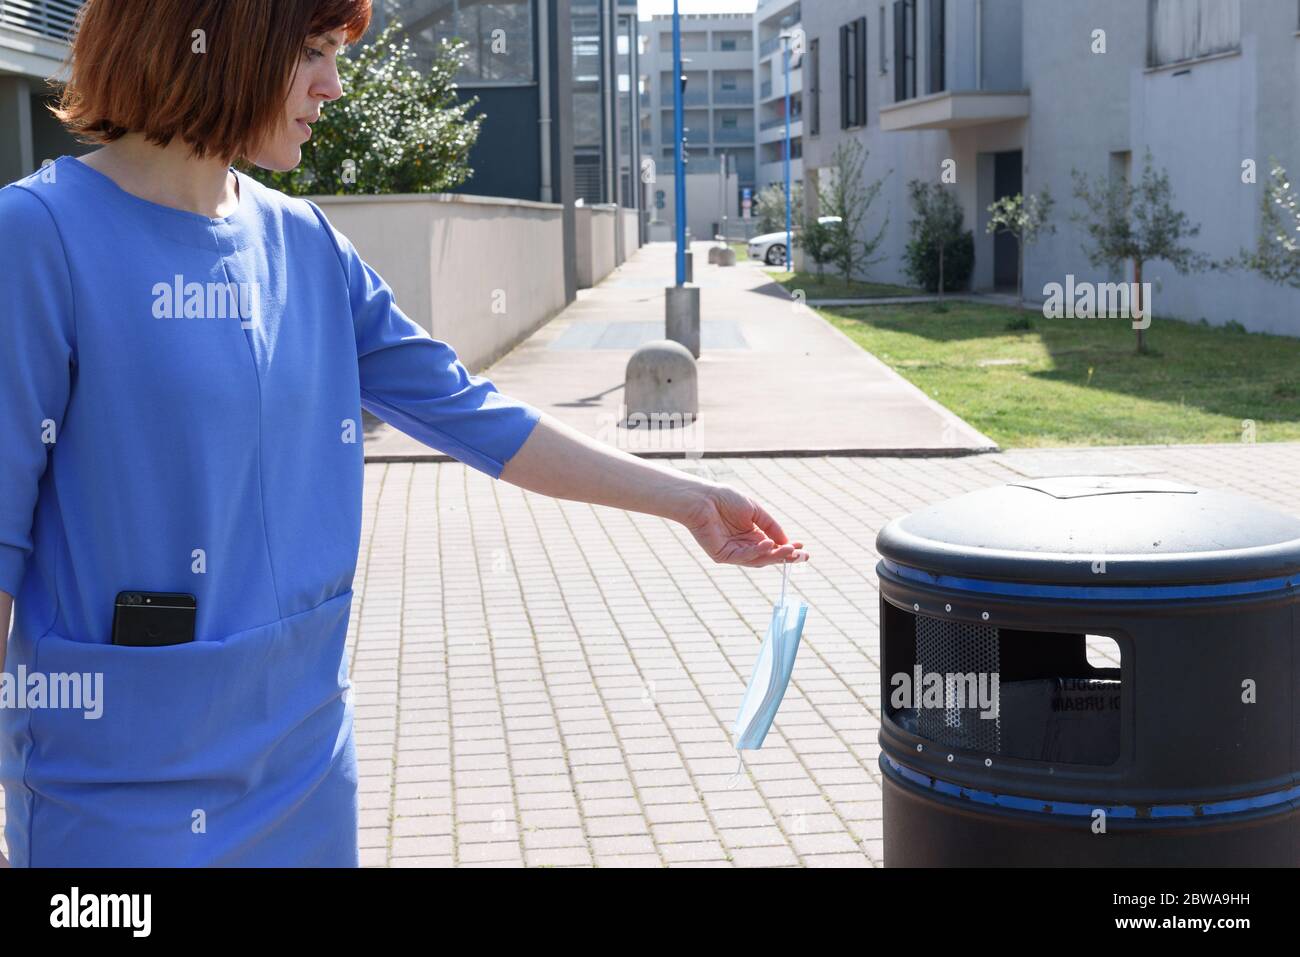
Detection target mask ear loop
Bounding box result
[727,753,744,789]
[729,560,794,790]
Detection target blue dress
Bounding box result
[0,156,542,866]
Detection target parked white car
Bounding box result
[747,216,842,266]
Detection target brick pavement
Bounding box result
[341,440,1300,867]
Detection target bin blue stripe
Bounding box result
[882,755,1300,820]
[880,559,1296,601]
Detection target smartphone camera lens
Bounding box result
[127,593,142,604]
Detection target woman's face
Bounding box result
[251,31,345,172]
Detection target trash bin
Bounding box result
[875,477,1300,866]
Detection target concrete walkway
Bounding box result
[363,241,996,460]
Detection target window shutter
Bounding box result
[893,0,907,102]
[840,24,851,128]
[855,17,868,124]
[928,0,945,93]
[809,39,821,136]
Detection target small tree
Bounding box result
[247,21,483,195]
[904,180,973,301]
[1233,159,1300,288]
[1071,150,1210,353]
[986,188,1054,310]
[818,140,890,286]
[754,181,803,235]
[801,215,834,278]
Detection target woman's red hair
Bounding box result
[54,0,372,161]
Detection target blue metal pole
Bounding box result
[672,0,686,286]
[783,40,792,273]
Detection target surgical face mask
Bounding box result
[729,560,808,786]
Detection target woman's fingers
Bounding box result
[747,497,789,546]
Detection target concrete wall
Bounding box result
[621,207,641,262]
[574,202,624,286]
[574,205,593,287]
[313,193,567,371]
[1019,0,1299,334]
[574,203,622,288]
[591,205,618,280]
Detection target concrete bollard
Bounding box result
[707,246,721,264]
[718,248,736,267]
[665,285,701,358]
[624,339,699,427]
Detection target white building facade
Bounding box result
[800,0,1300,333]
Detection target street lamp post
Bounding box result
[662,0,700,359]
[672,0,686,286]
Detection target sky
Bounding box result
[637,0,758,18]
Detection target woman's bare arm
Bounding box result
[499,414,809,567]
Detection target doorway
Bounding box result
[992,150,1023,291]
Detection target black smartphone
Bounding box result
[112,591,197,646]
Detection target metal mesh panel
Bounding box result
[915,614,1001,754]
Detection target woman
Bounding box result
[0,0,808,867]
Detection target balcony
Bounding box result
[712,89,754,105]
[713,127,755,144]
[660,89,709,107]
[665,127,709,145]
[759,114,800,131]
[879,90,1029,132]
[760,80,772,99]
[1,0,81,42]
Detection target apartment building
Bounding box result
[0,0,86,185]
[641,11,756,207]
[801,0,1300,334]
[755,0,802,190]
[368,0,641,204]
[370,0,646,295]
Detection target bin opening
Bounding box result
[884,603,1121,766]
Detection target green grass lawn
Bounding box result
[728,241,750,261]
[766,268,924,301]
[818,300,1300,447]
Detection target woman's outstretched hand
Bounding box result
[680,484,810,567]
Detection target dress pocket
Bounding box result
[13,590,359,866]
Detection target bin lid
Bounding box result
[876,477,1300,586]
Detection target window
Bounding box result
[893,0,917,101]
[808,38,821,136]
[927,0,945,94]
[840,17,868,128]
[1148,0,1240,67]
[721,37,737,50]
[384,0,536,85]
